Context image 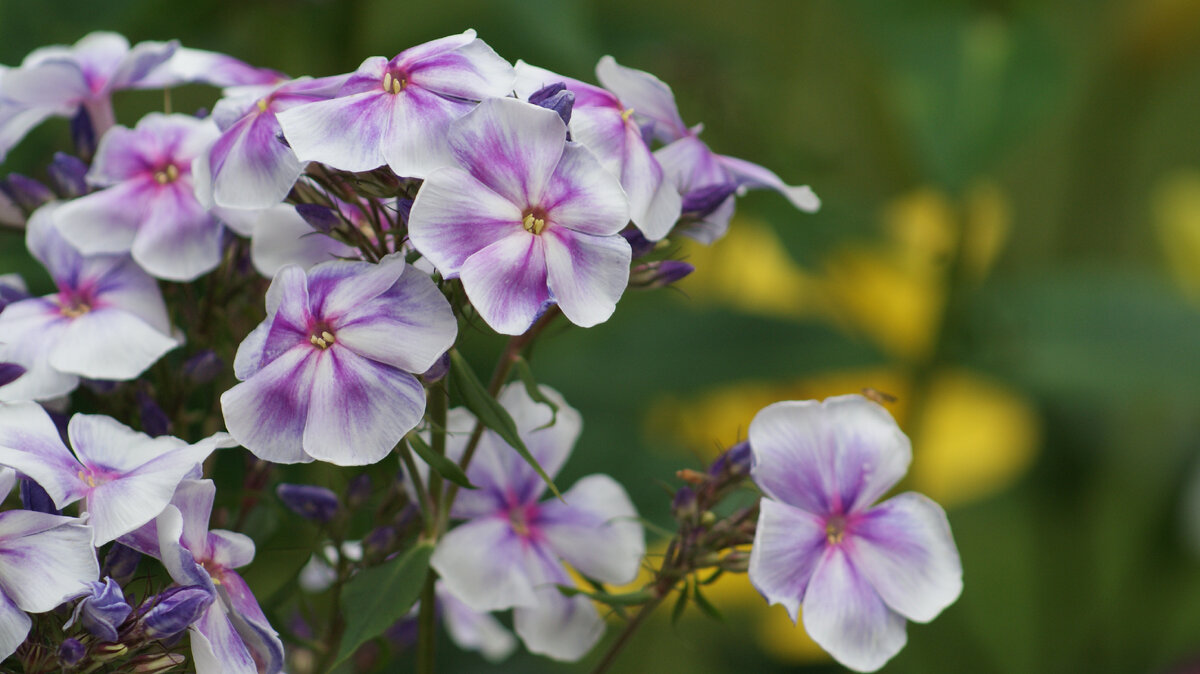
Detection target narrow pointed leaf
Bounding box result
[334,540,435,666]
[670,582,689,625]
[691,582,723,622]
[448,349,561,499]
[407,433,476,490]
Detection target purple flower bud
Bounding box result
[48,152,90,199]
[277,483,341,522]
[71,107,97,159]
[288,611,315,641]
[295,203,341,235]
[102,543,142,583]
[20,477,60,515]
[394,197,414,226]
[421,352,450,383]
[0,363,25,388]
[671,485,698,521]
[682,182,738,219]
[1,174,55,213]
[629,260,694,290]
[74,578,132,642]
[708,440,751,477]
[346,473,372,509]
[363,524,395,556]
[136,391,171,438]
[140,585,213,639]
[528,82,575,127]
[58,638,86,666]
[620,228,657,259]
[182,350,224,384]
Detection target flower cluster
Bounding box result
[0,26,959,674]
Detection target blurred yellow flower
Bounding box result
[1153,169,1200,301]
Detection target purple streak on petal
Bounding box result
[535,474,643,585]
[220,346,317,464]
[459,233,549,336]
[430,517,544,612]
[0,402,85,507]
[594,56,689,142]
[717,153,820,212]
[447,97,565,207]
[275,91,390,173]
[848,493,962,623]
[379,84,473,179]
[107,39,177,90]
[140,584,212,638]
[76,577,132,642]
[188,602,259,674]
[542,142,629,237]
[655,134,727,195]
[137,47,285,89]
[301,348,426,465]
[308,255,404,323]
[542,227,630,329]
[260,266,312,364]
[207,110,302,209]
[0,511,98,612]
[747,499,827,623]
[216,568,285,674]
[401,31,514,102]
[48,152,90,198]
[802,547,908,673]
[130,182,224,281]
[156,505,215,591]
[0,587,32,661]
[407,166,523,276]
[207,530,255,570]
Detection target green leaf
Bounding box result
[513,356,558,430]
[691,582,723,622]
[448,349,561,499]
[334,541,434,666]
[406,433,476,490]
[555,584,654,606]
[670,582,689,626]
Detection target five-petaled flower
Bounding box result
[747,394,963,672]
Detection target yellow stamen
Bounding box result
[257,98,269,112]
[166,164,179,181]
[383,72,393,93]
[61,303,90,318]
[825,516,846,544]
[522,213,546,235]
[321,331,336,344]
[153,164,179,184]
[310,335,328,349]
[621,107,635,122]
[78,470,97,488]
[392,77,404,95]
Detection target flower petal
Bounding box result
[0,511,97,612]
[0,402,85,507]
[156,504,215,590]
[512,564,604,662]
[536,474,643,584]
[380,85,471,179]
[189,602,259,674]
[407,166,523,276]
[248,205,355,277]
[849,493,962,623]
[431,517,545,612]
[216,568,285,674]
[130,183,223,281]
[0,299,78,402]
[802,547,908,673]
[220,346,316,464]
[447,97,565,206]
[308,255,404,322]
[54,181,150,255]
[459,233,550,336]
[747,498,827,623]
[594,55,688,142]
[49,307,178,380]
[208,111,302,210]
[401,31,514,102]
[436,582,517,663]
[301,347,426,465]
[748,395,911,515]
[543,227,630,329]
[542,142,629,237]
[0,593,31,663]
[67,413,187,473]
[717,153,820,213]
[276,91,390,173]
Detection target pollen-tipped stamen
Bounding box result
[522,212,547,235]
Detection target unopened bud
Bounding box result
[528,82,575,128]
[0,363,23,388]
[140,586,213,639]
[71,107,97,159]
[137,390,171,438]
[295,203,341,235]
[93,642,129,661]
[72,577,131,642]
[354,167,404,198]
[630,260,694,290]
[421,352,450,384]
[700,511,717,527]
[21,478,59,515]
[277,483,341,523]
[1,174,54,213]
[682,182,738,219]
[182,350,224,384]
[620,229,656,259]
[708,440,751,478]
[363,524,396,557]
[130,652,187,673]
[720,550,750,573]
[58,637,86,666]
[394,197,413,225]
[671,486,698,522]
[48,152,89,198]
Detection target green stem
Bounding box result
[416,572,438,674]
[317,538,351,674]
[398,439,435,534]
[588,591,668,674]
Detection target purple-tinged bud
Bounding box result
[0,187,22,228]
[682,182,738,219]
[671,486,698,522]
[277,483,341,522]
[0,363,25,388]
[421,352,450,384]
[629,260,694,290]
[289,611,315,641]
[71,107,97,159]
[708,440,751,478]
[73,578,132,643]
[383,614,419,650]
[295,203,341,235]
[620,229,657,259]
[355,167,404,199]
[93,641,129,662]
[20,478,60,515]
[1,174,55,213]
[48,152,90,198]
[130,652,187,673]
[0,280,29,312]
[528,82,575,127]
[58,638,86,666]
[394,196,414,226]
[140,586,213,639]
[102,543,142,583]
[137,391,171,438]
[363,525,395,557]
[182,350,224,385]
[194,107,209,119]
[346,473,372,509]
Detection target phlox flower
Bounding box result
[747,395,962,672]
[221,254,457,465]
[54,112,224,281]
[514,61,681,240]
[0,204,179,402]
[122,479,284,674]
[276,30,514,178]
[407,97,631,335]
[0,402,233,545]
[595,56,819,243]
[429,384,644,661]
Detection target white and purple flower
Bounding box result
[54,112,224,281]
[429,383,644,661]
[0,204,179,402]
[276,30,514,178]
[747,395,963,672]
[221,254,457,465]
[0,402,233,545]
[407,96,632,335]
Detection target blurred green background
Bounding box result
[5,0,1200,672]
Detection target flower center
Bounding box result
[257,98,270,112]
[309,325,336,350]
[621,107,635,122]
[522,211,547,236]
[825,514,847,544]
[153,164,180,185]
[60,299,91,318]
[382,72,407,95]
